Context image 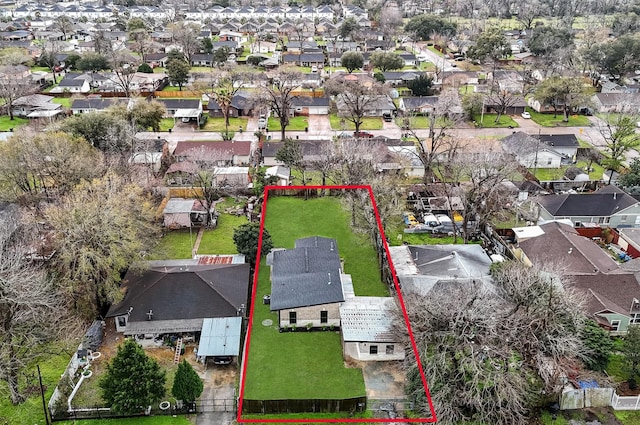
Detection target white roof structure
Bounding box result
[512,225,545,243]
[163,198,197,214]
[340,297,398,343]
[197,317,242,357]
[174,108,201,118]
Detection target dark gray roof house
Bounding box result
[269,237,344,311]
[106,262,250,335]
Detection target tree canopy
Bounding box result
[100,339,166,414]
[233,222,273,268]
[407,74,433,96]
[340,51,364,73]
[166,57,191,91]
[580,319,614,371]
[369,51,404,72]
[466,27,511,63]
[405,15,456,41]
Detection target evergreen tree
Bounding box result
[99,339,166,414]
[172,360,204,403]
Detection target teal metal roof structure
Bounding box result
[197,317,242,357]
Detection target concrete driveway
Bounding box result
[195,364,237,425]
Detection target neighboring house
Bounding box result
[382,71,423,87]
[269,236,344,329]
[281,52,325,67]
[155,98,203,123]
[191,53,214,67]
[536,185,640,228]
[484,95,527,115]
[145,52,169,68]
[262,139,331,166]
[388,244,494,296]
[592,93,640,114]
[291,96,330,115]
[50,73,91,93]
[336,94,395,117]
[70,98,127,114]
[538,134,579,158]
[501,132,564,169]
[214,166,250,187]
[515,221,640,334]
[398,96,438,115]
[173,140,252,166]
[162,198,214,228]
[106,261,250,342]
[12,94,62,119]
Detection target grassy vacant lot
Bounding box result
[473,113,519,128]
[329,114,383,130]
[201,117,248,132]
[525,107,591,127]
[0,116,28,131]
[268,115,308,131]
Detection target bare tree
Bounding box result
[484,89,520,123]
[109,50,138,97]
[0,68,36,121]
[403,89,464,182]
[438,148,517,242]
[169,21,201,63]
[257,68,302,140]
[398,261,587,425]
[0,217,69,405]
[325,78,388,135]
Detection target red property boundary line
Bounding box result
[237,185,437,423]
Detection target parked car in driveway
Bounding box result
[353,131,374,138]
[521,111,531,119]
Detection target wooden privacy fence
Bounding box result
[241,397,367,414]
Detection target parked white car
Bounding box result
[521,111,531,119]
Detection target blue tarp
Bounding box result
[578,379,599,389]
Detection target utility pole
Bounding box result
[37,364,50,425]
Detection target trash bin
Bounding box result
[304,127,308,132]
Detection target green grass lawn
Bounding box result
[0,348,71,425]
[201,117,248,132]
[159,118,174,131]
[149,229,196,260]
[606,352,627,382]
[530,160,605,181]
[473,113,519,128]
[0,115,28,131]
[525,107,591,127]
[614,410,640,425]
[52,97,72,108]
[268,115,308,131]
[263,196,387,297]
[329,114,383,130]
[197,213,247,255]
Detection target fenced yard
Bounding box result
[242,194,390,414]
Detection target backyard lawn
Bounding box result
[263,196,387,297]
[267,115,308,131]
[530,160,606,181]
[525,107,591,127]
[159,118,175,131]
[197,213,247,255]
[52,97,72,108]
[473,113,519,128]
[149,229,196,260]
[201,117,248,132]
[242,195,389,402]
[0,116,28,131]
[329,114,383,130]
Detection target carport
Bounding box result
[174,108,202,125]
[197,317,242,367]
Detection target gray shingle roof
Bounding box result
[537,186,636,217]
[269,237,344,310]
